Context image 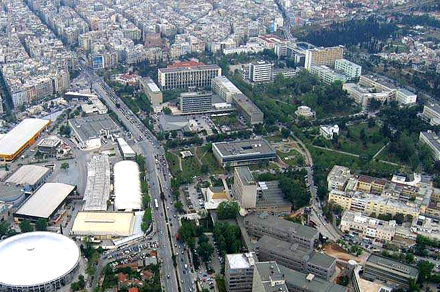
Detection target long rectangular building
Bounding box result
[158,64,221,90]
[14,183,76,222]
[0,119,50,161]
[244,213,320,249]
[212,139,276,167]
[256,235,336,280]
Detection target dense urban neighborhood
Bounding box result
[1,0,440,292]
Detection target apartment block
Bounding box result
[233,166,258,209]
[340,211,396,242]
[157,64,221,90]
[421,102,440,126]
[334,59,362,80]
[244,213,319,249]
[255,236,336,280]
[212,76,242,103]
[420,131,440,161]
[327,165,351,191]
[225,253,257,292]
[249,61,272,83]
[310,65,347,84]
[232,93,264,125]
[304,46,344,70]
[179,91,212,113]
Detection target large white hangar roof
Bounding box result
[0,232,80,286]
[114,161,142,211]
[0,119,50,156]
[15,183,75,219]
[5,165,50,186]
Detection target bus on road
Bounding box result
[154,199,159,209]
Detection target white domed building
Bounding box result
[0,232,80,291]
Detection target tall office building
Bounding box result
[334,59,362,80]
[158,63,221,90]
[179,91,212,113]
[225,253,257,292]
[249,61,272,83]
[304,46,344,70]
[233,166,257,209]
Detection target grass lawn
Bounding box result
[165,151,181,177]
[265,133,283,143]
[336,123,387,157]
[277,149,303,166]
[181,156,202,178]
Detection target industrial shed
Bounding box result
[114,161,142,211]
[14,183,76,222]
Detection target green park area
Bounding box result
[277,149,304,167]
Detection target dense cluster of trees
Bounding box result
[257,168,310,210]
[395,13,440,28]
[59,124,71,137]
[165,136,203,149]
[136,154,152,232]
[213,222,242,257]
[217,201,240,220]
[301,17,397,52]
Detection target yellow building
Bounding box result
[0,119,50,162]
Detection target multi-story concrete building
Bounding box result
[244,213,319,249]
[279,265,348,292]
[233,166,257,209]
[212,139,276,167]
[421,102,440,126]
[304,46,344,70]
[139,77,163,106]
[396,88,417,106]
[157,63,221,90]
[340,211,396,242]
[212,76,242,103]
[225,253,257,292]
[420,131,440,161]
[249,61,272,83]
[255,236,336,280]
[328,190,420,218]
[179,91,213,113]
[255,181,292,216]
[327,165,351,191]
[363,254,418,289]
[310,65,348,84]
[232,94,264,125]
[334,59,362,80]
[252,261,289,292]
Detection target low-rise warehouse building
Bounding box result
[114,161,142,211]
[117,138,136,160]
[68,115,119,149]
[212,139,276,167]
[71,211,137,239]
[14,183,76,223]
[83,155,111,211]
[0,118,50,161]
[5,165,50,192]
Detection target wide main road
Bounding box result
[87,68,194,292]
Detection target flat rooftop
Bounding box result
[69,114,118,143]
[245,213,319,240]
[37,135,61,148]
[83,155,110,211]
[235,166,255,185]
[0,119,50,157]
[421,131,440,153]
[15,183,75,219]
[233,93,264,115]
[226,252,256,269]
[6,165,49,186]
[255,262,289,292]
[71,211,135,237]
[279,265,347,292]
[213,139,275,158]
[158,64,220,73]
[257,181,292,208]
[366,254,419,278]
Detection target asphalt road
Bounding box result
[84,66,195,292]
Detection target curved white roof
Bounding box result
[0,232,80,286]
[114,161,142,211]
